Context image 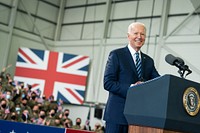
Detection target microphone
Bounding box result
[165,54,192,78]
[165,54,185,70]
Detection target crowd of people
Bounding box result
[0,66,104,133]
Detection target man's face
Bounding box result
[40,111,45,116]
[22,99,27,106]
[127,24,146,51]
[1,100,6,106]
[76,118,81,125]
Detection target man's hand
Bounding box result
[130,81,143,87]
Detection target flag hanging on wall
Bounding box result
[14,47,90,105]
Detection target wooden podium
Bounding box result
[129,125,182,133]
[124,75,200,133]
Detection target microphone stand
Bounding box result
[178,69,184,78]
[178,65,192,78]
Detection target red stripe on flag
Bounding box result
[31,84,39,88]
[19,48,36,64]
[62,56,88,68]
[66,88,83,104]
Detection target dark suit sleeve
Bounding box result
[103,51,131,98]
[142,54,160,81]
[151,63,160,79]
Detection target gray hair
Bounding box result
[128,22,146,34]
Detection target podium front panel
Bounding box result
[124,75,200,133]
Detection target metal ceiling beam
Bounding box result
[54,0,66,41]
[159,0,171,37]
[155,0,171,68]
[20,0,50,50]
[80,0,88,40]
[190,0,200,12]
[2,0,19,68]
[101,0,112,39]
[164,3,200,40]
[94,0,112,102]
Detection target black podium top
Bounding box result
[124,74,200,133]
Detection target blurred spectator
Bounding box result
[5,78,14,92]
[5,90,15,112]
[0,82,5,94]
[15,103,21,115]
[54,117,63,128]
[46,108,56,126]
[20,97,32,116]
[49,109,56,118]
[31,105,40,123]
[28,91,38,109]
[62,109,73,126]
[0,65,12,85]
[72,117,83,130]
[57,99,64,114]
[35,110,46,125]
[63,118,73,128]
[21,109,31,123]
[83,119,91,131]
[8,111,22,122]
[94,122,104,133]
[0,99,9,120]
[10,111,18,122]
[37,102,43,111]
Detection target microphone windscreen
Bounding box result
[165,54,176,65]
[176,57,185,65]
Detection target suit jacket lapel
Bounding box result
[124,47,138,76]
[141,52,146,80]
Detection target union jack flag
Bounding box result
[14,47,90,105]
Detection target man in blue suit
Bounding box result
[103,22,160,133]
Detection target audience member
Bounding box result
[46,108,56,126]
[63,118,73,128]
[31,105,39,122]
[0,99,9,120]
[54,116,63,128]
[72,117,83,130]
[94,122,104,133]
[8,111,20,122]
[21,109,31,123]
[20,97,32,116]
[62,109,73,126]
[5,90,15,112]
[35,110,46,125]
[83,119,91,131]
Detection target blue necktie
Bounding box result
[135,52,142,79]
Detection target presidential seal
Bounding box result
[183,87,200,116]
